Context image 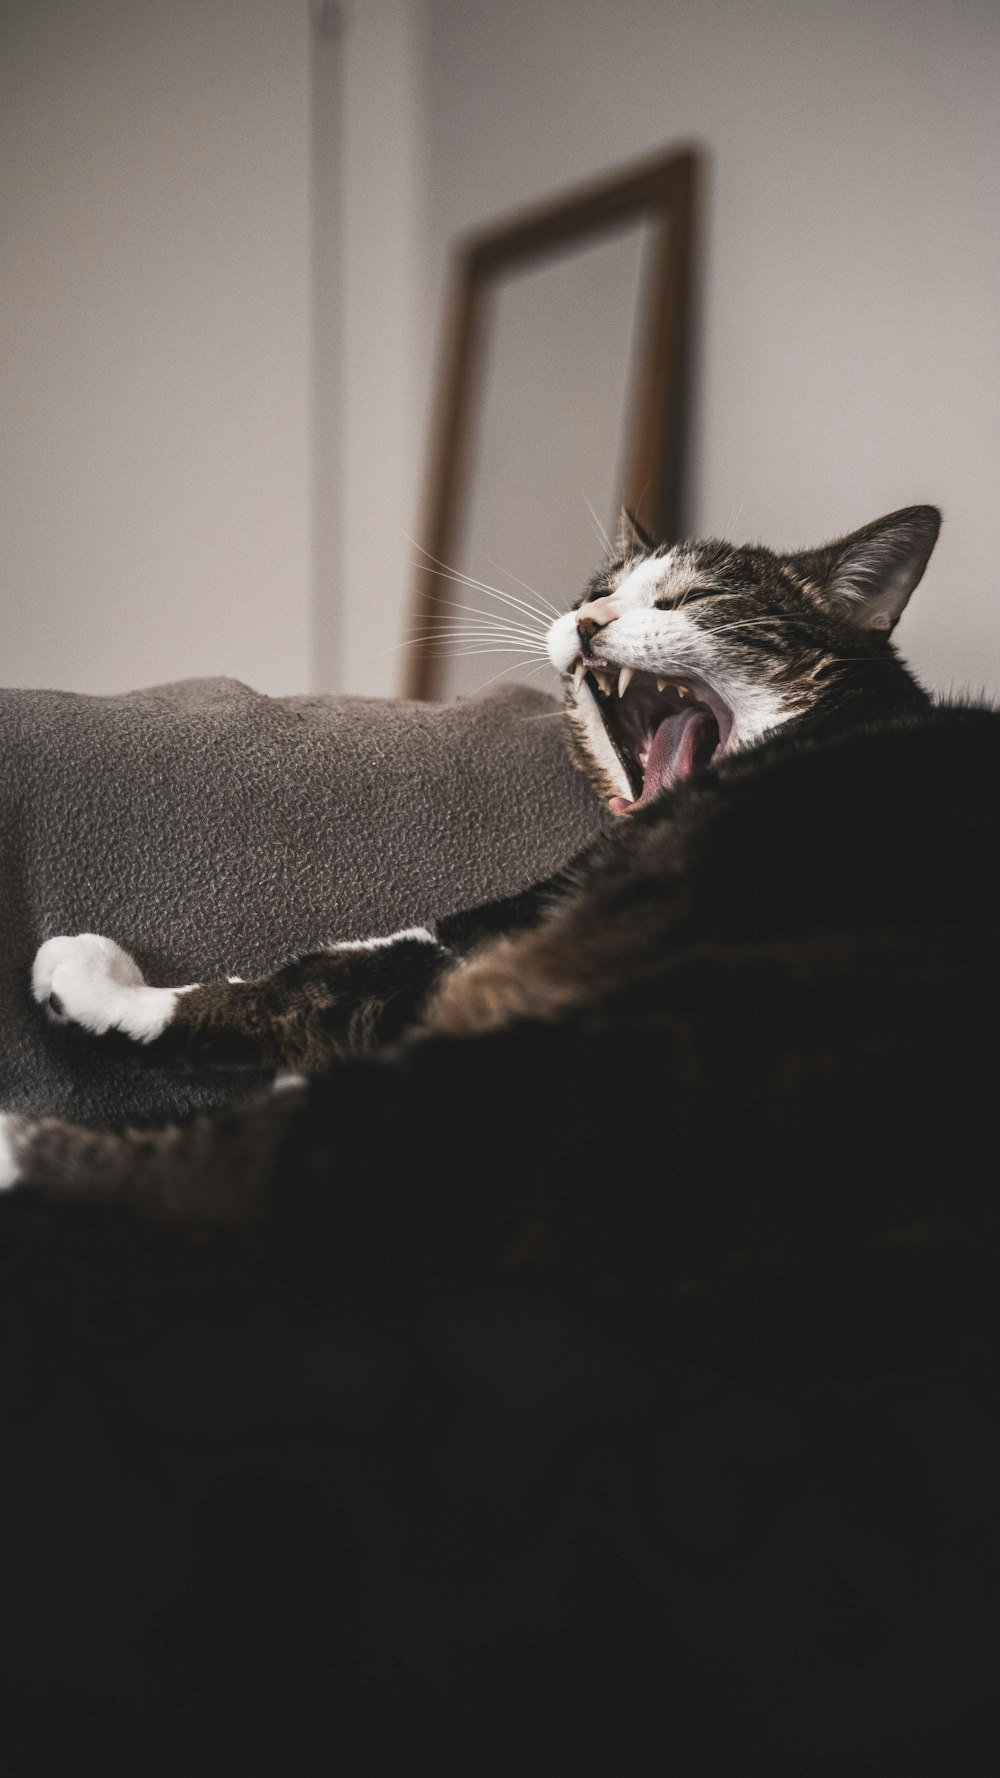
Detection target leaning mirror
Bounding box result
[403,147,698,701]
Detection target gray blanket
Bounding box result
[0,678,606,1126]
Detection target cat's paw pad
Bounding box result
[32,934,153,1037]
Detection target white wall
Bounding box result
[0,0,311,696]
[410,0,1000,700]
[2,0,997,702]
[336,0,425,698]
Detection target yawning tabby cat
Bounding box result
[1,503,997,1773]
[1,501,995,1286]
[5,503,939,1091]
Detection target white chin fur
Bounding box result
[570,681,633,801]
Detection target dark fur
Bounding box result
[2,514,999,1771]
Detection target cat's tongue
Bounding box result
[610,708,716,814]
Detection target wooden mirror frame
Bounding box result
[402,145,699,700]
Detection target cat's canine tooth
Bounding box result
[656,677,669,693]
[572,662,587,694]
[676,683,689,699]
[617,667,635,698]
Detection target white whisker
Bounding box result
[406,539,555,626]
[411,566,552,629]
[624,478,655,553]
[406,586,548,640]
[410,647,549,660]
[390,632,549,659]
[480,550,561,617]
[403,629,548,648]
[411,571,552,633]
[721,494,748,537]
[581,491,612,557]
[465,656,555,694]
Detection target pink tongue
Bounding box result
[637,708,713,806]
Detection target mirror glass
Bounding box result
[428,216,657,701]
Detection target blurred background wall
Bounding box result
[0,0,313,695]
[1,0,997,699]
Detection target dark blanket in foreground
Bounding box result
[2,698,998,1774]
[0,678,606,1125]
[1,1025,998,1778]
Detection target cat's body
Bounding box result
[0,505,946,1114]
[0,504,992,1259]
[1,506,998,1770]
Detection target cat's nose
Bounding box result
[576,596,616,649]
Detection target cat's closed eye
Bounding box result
[656,587,719,608]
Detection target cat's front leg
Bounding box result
[31,928,449,1072]
[0,1077,305,1220]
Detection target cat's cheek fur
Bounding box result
[546,610,581,675]
[31,933,197,1042]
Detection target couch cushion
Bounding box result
[0,678,607,1125]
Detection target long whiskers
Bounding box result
[406,538,559,624]
[581,492,612,558]
[404,585,548,642]
[480,550,562,618]
[410,565,554,633]
[467,656,555,694]
[387,585,551,667]
[400,545,556,693]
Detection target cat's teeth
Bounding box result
[572,662,587,693]
[617,667,635,698]
[676,683,690,699]
[639,750,649,769]
[595,672,615,696]
[656,677,669,693]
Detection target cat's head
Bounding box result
[546,505,940,811]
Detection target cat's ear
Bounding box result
[612,506,659,560]
[785,506,941,634]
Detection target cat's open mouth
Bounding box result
[571,665,732,812]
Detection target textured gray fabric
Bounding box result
[0,677,607,1127]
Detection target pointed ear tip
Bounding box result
[874,504,941,558]
[899,504,942,543]
[910,506,943,561]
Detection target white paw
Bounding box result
[0,1112,24,1191]
[31,933,183,1043]
[33,934,146,1013]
